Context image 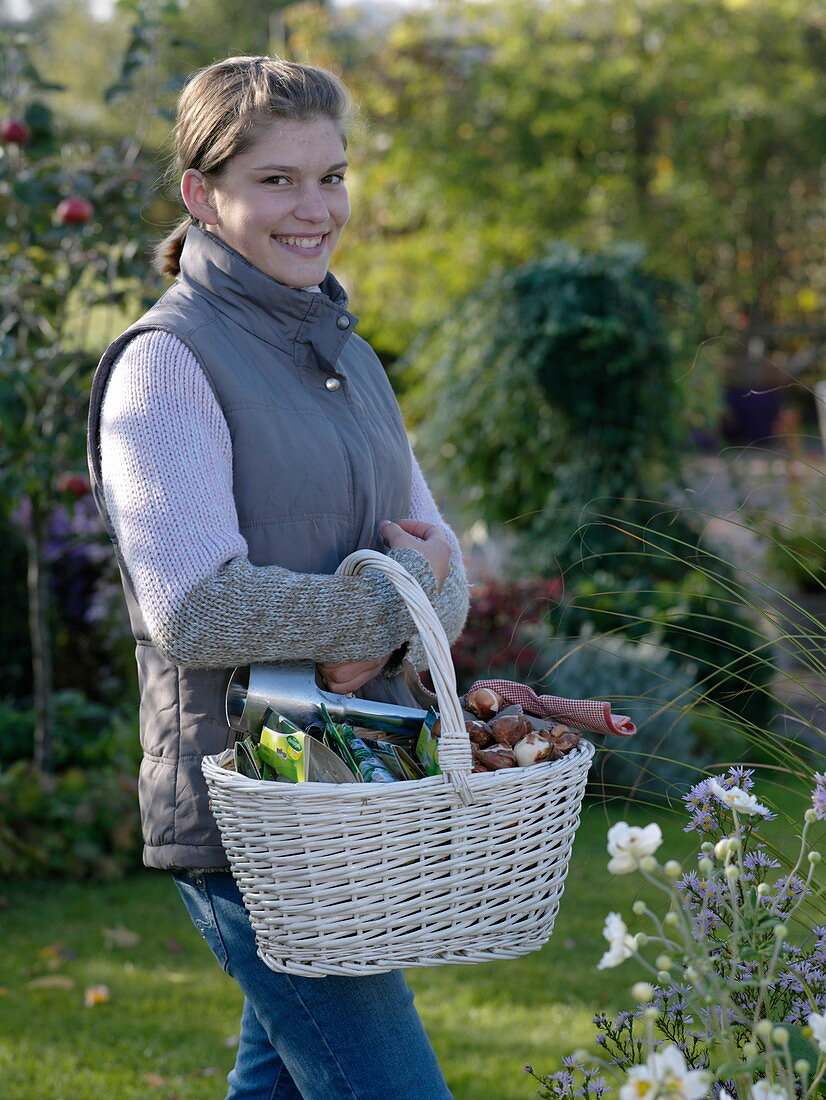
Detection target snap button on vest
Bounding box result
[336,315,350,329]
[325,376,341,391]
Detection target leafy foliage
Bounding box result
[763,523,826,594]
[0,759,141,879]
[405,244,696,568]
[317,0,826,375]
[403,238,775,734]
[446,574,563,688]
[0,31,160,768]
[549,556,776,732]
[0,691,140,772]
[0,689,142,878]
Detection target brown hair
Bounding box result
[155,56,355,277]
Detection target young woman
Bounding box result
[87,55,467,1100]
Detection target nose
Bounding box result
[294,183,329,223]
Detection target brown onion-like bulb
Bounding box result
[513,732,554,767]
[465,719,495,747]
[475,745,517,770]
[465,687,507,721]
[489,714,533,747]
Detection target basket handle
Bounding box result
[335,550,474,804]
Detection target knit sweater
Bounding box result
[100,328,468,669]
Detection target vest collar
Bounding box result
[178,225,359,375]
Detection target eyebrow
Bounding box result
[252,161,349,174]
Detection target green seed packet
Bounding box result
[258,710,356,784]
[414,708,441,777]
[259,723,307,783]
[344,735,399,783]
[319,704,363,780]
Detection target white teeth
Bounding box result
[276,236,323,249]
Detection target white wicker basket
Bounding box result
[202,550,594,976]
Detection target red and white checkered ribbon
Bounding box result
[469,678,636,737]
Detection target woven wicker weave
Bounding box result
[202,550,594,976]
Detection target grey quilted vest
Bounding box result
[87,227,411,869]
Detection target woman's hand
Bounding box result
[380,518,451,593]
[317,520,451,696]
[317,656,390,696]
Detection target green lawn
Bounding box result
[0,776,813,1100]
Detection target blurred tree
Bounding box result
[175,0,301,59]
[0,28,162,770]
[292,0,825,392]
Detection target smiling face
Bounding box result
[181,116,350,288]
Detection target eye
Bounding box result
[322,173,346,185]
[262,175,290,186]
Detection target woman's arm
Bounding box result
[100,331,443,669]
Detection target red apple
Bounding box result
[57,474,90,498]
[56,197,94,225]
[0,118,30,145]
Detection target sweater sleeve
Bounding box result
[99,330,441,668]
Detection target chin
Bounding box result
[280,266,326,289]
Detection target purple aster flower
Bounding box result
[771,873,810,912]
[812,773,826,821]
[743,850,781,872]
[728,766,754,788]
[685,808,722,834]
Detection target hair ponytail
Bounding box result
[154,217,191,278]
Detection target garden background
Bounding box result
[0,0,824,1097]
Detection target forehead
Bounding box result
[240,117,347,163]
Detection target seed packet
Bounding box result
[234,736,263,780]
[344,734,399,783]
[258,720,308,783]
[414,708,441,776]
[318,705,398,783]
[258,710,355,784]
[367,739,426,781]
[319,706,363,780]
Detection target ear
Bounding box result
[181,169,219,225]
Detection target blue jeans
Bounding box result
[172,871,453,1100]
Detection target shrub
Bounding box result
[0,691,140,771]
[404,244,705,570]
[0,760,141,879]
[0,689,142,878]
[0,514,31,699]
[448,574,564,687]
[550,565,776,732]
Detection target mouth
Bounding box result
[273,234,326,251]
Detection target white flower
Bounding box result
[607,821,663,874]
[619,1045,709,1100]
[597,911,639,970]
[709,779,771,817]
[751,1080,789,1100]
[808,1011,826,1053]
